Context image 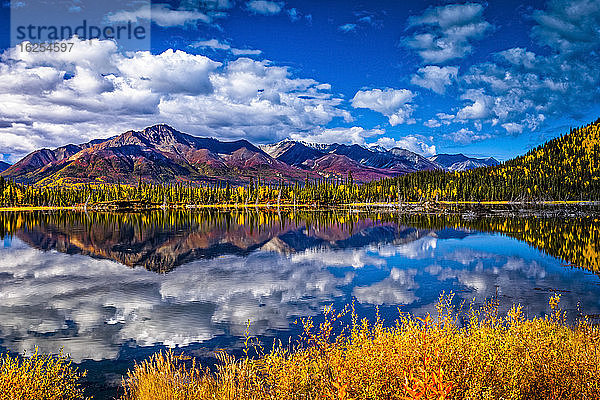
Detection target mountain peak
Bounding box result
[368,145,388,153]
[2,125,498,185]
[136,124,186,143]
[429,153,499,171]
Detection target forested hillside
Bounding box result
[0,118,598,206]
[364,118,600,202]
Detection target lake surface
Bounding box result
[0,209,599,398]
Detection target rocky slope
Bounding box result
[3,124,496,185]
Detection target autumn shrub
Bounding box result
[0,349,88,400]
[123,294,600,400]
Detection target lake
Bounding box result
[0,208,599,398]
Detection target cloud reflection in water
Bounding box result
[0,212,599,363]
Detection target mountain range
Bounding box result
[428,154,499,171]
[0,161,10,173]
[1,124,498,185]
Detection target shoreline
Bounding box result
[0,200,598,212]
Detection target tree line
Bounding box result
[1,118,599,207]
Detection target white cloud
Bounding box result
[437,113,454,121]
[116,49,220,95]
[231,48,263,56]
[375,135,437,157]
[351,88,416,126]
[246,0,284,15]
[353,268,419,305]
[290,126,384,146]
[107,4,212,27]
[423,119,441,128]
[285,8,312,23]
[193,38,231,51]
[338,23,357,32]
[444,128,492,144]
[0,242,349,361]
[338,11,381,33]
[501,122,523,134]
[456,89,493,120]
[406,3,491,64]
[448,0,600,134]
[410,65,458,94]
[0,38,354,160]
[191,39,262,56]
[532,0,600,54]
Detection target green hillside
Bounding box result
[363,118,600,202]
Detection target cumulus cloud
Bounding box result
[353,268,419,305]
[406,3,491,64]
[0,242,349,361]
[532,0,600,54]
[116,49,220,95]
[424,113,453,129]
[246,0,284,15]
[0,38,352,160]
[410,65,458,94]
[290,126,384,146]
[423,119,441,128]
[455,88,493,120]
[351,88,416,126]
[375,135,437,157]
[501,122,524,134]
[458,45,589,130]
[448,0,600,134]
[444,128,492,144]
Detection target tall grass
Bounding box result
[0,349,88,400]
[1,295,597,399]
[122,294,600,400]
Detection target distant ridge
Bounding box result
[382,117,600,201]
[428,154,499,171]
[0,161,10,173]
[261,139,440,174]
[2,124,496,185]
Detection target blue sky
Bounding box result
[0,0,599,162]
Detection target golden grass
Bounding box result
[122,294,600,400]
[0,349,88,400]
[1,295,598,399]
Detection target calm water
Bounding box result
[0,209,599,398]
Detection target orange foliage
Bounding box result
[122,294,600,400]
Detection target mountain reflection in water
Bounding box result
[3,210,436,272]
[0,209,599,367]
[1,210,598,273]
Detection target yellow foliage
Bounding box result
[122,295,600,400]
[0,349,88,400]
